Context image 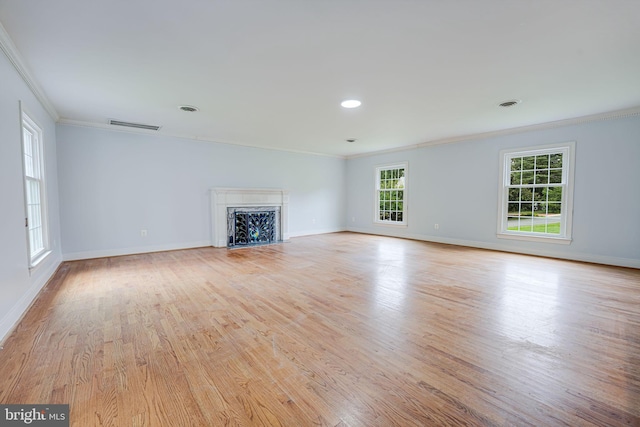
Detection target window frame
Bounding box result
[497,141,575,244]
[20,105,50,267]
[374,162,408,227]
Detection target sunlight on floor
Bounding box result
[372,239,408,312]
[500,264,560,348]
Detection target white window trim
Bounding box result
[374,162,408,227]
[497,141,575,244]
[20,103,51,269]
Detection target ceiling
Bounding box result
[1,1,639,158]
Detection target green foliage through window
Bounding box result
[376,165,406,223]
[505,151,565,235]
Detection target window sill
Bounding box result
[30,250,52,272]
[374,221,408,228]
[497,232,571,245]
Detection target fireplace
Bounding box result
[210,188,289,248]
[227,206,280,247]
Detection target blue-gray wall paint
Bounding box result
[347,116,640,268]
[56,124,347,259]
[0,49,62,341]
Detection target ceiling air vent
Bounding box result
[109,120,161,131]
[498,99,521,108]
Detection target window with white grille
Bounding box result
[498,142,575,243]
[375,163,407,225]
[21,110,49,265]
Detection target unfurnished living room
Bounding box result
[1,1,639,426]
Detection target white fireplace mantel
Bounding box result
[210,188,290,247]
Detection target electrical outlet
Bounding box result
[434,224,439,230]
[352,217,356,222]
[141,229,148,237]
[312,218,316,224]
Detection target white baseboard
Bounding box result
[289,227,347,238]
[0,257,62,344]
[62,231,350,260]
[346,227,640,269]
[62,240,212,261]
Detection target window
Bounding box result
[375,163,407,225]
[497,142,575,243]
[21,109,50,265]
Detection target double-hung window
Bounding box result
[375,163,407,226]
[21,109,50,265]
[497,142,575,243]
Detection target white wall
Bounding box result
[56,124,347,259]
[347,115,640,268]
[0,49,62,341]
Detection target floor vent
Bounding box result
[109,120,161,131]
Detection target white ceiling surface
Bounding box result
[1,1,639,157]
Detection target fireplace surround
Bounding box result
[210,188,289,248]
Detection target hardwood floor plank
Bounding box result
[1,232,639,426]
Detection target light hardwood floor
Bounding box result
[1,232,639,426]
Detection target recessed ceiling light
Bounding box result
[346,138,357,143]
[179,105,199,112]
[341,99,362,108]
[498,99,521,107]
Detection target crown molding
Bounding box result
[346,144,422,159]
[4,15,636,161]
[0,22,59,121]
[418,106,640,148]
[347,106,640,159]
[57,119,347,160]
